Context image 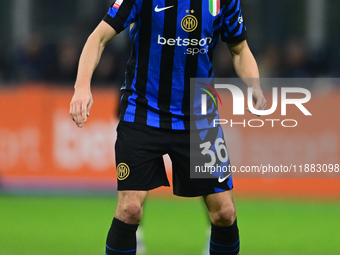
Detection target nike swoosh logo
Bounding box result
[154,5,174,12]
[218,173,231,183]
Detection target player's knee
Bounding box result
[116,202,143,224]
[210,206,237,227]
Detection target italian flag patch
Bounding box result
[209,0,220,16]
[113,0,124,9]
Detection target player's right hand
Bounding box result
[69,87,93,128]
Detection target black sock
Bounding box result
[105,217,139,255]
[210,219,240,255]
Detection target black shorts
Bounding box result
[115,121,233,197]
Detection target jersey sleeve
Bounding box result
[103,0,142,33]
[220,0,248,44]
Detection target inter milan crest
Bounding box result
[116,163,130,180]
[181,14,198,32]
[209,0,220,16]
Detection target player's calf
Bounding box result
[106,217,139,255]
[208,204,239,254]
[204,191,240,254]
[106,191,147,255]
[210,219,240,255]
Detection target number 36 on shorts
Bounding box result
[200,138,229,167]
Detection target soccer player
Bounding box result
[70,0,267,254]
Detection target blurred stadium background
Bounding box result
[0,0,340,254]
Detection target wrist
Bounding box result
[74,80,91,91]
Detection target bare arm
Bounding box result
[70,21,117,128]
[228,40,267,113]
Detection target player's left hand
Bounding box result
[246,88,267,117]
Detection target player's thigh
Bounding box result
[115,121,170,191]
[115,190,148,224]
[203,190,236,226]
[169,125,233,197]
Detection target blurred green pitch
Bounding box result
[0,195,339,255]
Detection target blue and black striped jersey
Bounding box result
[103,0,247,130]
